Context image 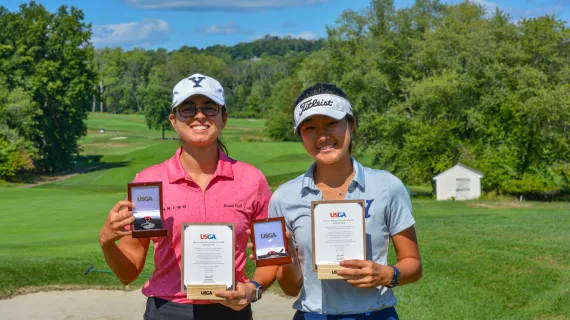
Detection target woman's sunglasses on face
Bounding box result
[176,103,221,117]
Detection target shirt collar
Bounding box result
[167,147,234,183]
[301,157,365,193]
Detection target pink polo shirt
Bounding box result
[132,147,271,304]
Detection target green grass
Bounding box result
[392,200,570,319]
[0,188,153,297]
[1,113,569,319]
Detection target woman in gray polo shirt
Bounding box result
[268,83,422,319]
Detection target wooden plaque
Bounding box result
[127,182,167,238]
[250,217,292,267]
[310,200,366,280]
[181,223,235,300]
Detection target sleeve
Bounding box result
[268,188,296,246]
[252,170,271,220]
[386,174,415,236]
[268,191,282,218]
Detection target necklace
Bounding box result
[317,172,355,199]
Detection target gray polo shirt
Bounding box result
[269,158,415,314]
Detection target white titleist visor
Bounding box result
[293,94,353,133]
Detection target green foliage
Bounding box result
[92,37,322,119]
[0,86,38,179]
[143,63,173,139]
[265,0,570,196]
[0,2,96,173]
[0,86,37,178]
[203,35,325,61]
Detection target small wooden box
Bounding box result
[128,182,168,238]
[250,217,292,267]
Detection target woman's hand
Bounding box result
[212,282,256,310]
[336,260,394,288]
[99,201,135,247]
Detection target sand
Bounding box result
[0,289,297,320]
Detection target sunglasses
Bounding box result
[176,103,221,117]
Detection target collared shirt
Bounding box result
[132,147,271,303]
[269,158,415,314]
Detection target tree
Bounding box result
[0,86,38,178]
[0,2,97,173]
[144,64,172,140]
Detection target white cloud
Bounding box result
[251,31,320,41]
[512,5,564,19]
[198,22,252,35]
[122,0,330,10]
[466,0,565,21]
[92,19,170,48]
[294,31,319,40]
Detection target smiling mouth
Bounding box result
[317,143,337,151]
[191,125,209,132]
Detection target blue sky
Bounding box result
[3,0,569,50]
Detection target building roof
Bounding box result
[433,163,484,180]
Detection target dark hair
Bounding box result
[293,83,349,106]
[218,106,229,155]
[294,83,357,153]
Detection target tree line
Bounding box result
[265,0,570,198]
[1,0,569,199]
[0,1,323,177]
[95,36,323,138]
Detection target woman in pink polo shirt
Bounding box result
[98,74,276,320]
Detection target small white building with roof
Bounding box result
[433,163,484,201]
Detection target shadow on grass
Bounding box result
[8,155,131,185]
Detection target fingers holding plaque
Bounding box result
[250,217,292,266]
[128,182,168,238]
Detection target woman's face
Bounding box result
[169,94,227,148]
[298,114,353,165]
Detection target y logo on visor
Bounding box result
[188,76,206,88]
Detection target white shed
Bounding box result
[433,163,484,201]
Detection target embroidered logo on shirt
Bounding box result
[163,204,187,211]
[365,199,374,218]
[223,203,243,208]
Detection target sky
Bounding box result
[3,0,570,51]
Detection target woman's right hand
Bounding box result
[99,201,135,247]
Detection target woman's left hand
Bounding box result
[212,282,256,310]
[336,260,393,288]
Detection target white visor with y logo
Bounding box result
[171,73,226,109]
